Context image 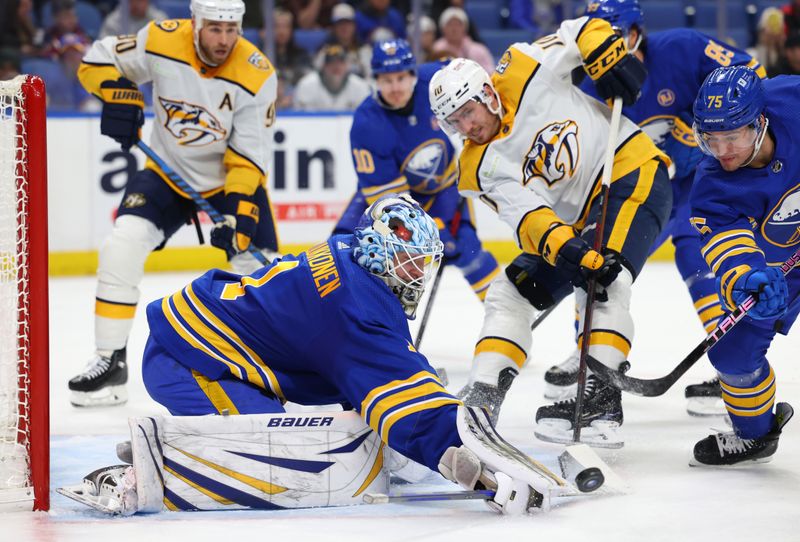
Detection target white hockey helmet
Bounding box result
[191,0,245,29]
[429,58,502,136]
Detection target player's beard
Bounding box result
[199,40,235,66]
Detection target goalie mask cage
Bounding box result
[0,75,49,512]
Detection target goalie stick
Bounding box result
[136,141,269,266]
[587,246,800,397]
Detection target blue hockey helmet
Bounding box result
[371,39,416,75]
[586,0,645,35]
[354,194,443,318]
[693,66,767,161]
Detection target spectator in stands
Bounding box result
[294,43,371,111]
[242,0,263,28]
[754,7,786,74]
[0,48,21,81]
[770,32,800,75]
[355,0,405,43]
[406,15,438,63]
[98,0,168,38]
[316,3,371,78]
[509,0,561,34]
[49,33,95,110]
[273,8,312,109]
[41,0,90,56]
[280,0,339,29]
[432,7,494,73]
[1,0,42,56]
[782,0,800,36]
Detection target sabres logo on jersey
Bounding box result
[523,120,579,187]
[403,139,449,192]
[763,183,800,247]
[159,97,228,146]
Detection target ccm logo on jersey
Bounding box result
[266,416,334,428]
[523,120,580,186]
[159,97,227,146]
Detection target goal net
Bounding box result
[0,75,49,512]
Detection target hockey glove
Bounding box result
[583,35,647,106]
[99,78,144,151]
[662,112,703,180]
[210,194,260,258]
[726,266,788,320]
[438,446,536,515]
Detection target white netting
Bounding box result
[0,76,32,499]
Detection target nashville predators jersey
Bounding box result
[350,61,458,206]
[79,20,277,198]
[580,28,765,155]
[145,234,461,470]
[690,76,800,331]
[456,17,666,253]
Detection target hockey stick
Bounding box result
[363,490,495,504]
[573,97,623,443]
[414,199,464,350]
[587,246,800,397]
[136,141,269,266]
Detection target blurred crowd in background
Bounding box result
[1,0,800,111]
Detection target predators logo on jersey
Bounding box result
[159,97,228,146]
[763,184,800,247]
[522,120,579,187]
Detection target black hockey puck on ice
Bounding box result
[575,467,604,493]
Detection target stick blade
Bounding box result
[586,356,669,397]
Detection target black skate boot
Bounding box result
[543,350,579,400]
[691,402,793,467]
[534,362,628,449]
[685,377,726,417]
[457,367,518,425]
[68,347,128,407]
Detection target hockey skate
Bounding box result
[690,402,794,467]
[68,347,128,407]
[543,350,579,400]
[456,367,518,425]
[534,364,627,449]
[57,465,138,515]
[685,377,727,417]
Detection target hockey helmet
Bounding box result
[428,58,501,136]
[191,0,245,29]
[371,39,416,75]
[586,0,645,35]
[354,194,443,318]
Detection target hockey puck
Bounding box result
[574,467,604,493]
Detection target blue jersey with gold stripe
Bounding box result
[689,76,800,331]
[145,234,461,469]
[581,29,764,155]
[350,61,458,209]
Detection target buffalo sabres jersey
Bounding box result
[79,20,277,197]
[690,76,800,331]
[146,235,461,470]
[456,17,667,253]
[350,61,458,207]
[580,28,765,157]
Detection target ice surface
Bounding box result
[7,262,797,541]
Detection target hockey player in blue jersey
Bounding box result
[333,39,499,301]
[99,195,568,514]
[544,0,768,416]
[688,66,797,466]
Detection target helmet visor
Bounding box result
[694,121,759,158]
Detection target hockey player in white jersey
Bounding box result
[429,16,673,447]
[69,0,280,407]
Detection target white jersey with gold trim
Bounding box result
[80,19,277,196]
[457,17,664,248]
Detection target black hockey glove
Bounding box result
[99,78,144,151]
[554,237,622,300]
[210,193,260,259]
[583,35,647,106]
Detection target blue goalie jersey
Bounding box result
[145,235,461,470]
[690,76,800,332]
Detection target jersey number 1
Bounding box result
[220,260,300,300]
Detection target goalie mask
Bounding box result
[191,0,245,65]
[429,58,502,137]
[354,195,443,319]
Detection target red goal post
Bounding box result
[0,75,50,512]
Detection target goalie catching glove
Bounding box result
[99,77,144,151]
[210,193,260,258]
[583,34,646,106]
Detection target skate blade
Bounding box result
[688,455,774,468]
[70,385,128,407]
[686,397,727,417]
[543,382,577,401]
[534,419,624,449]
[56,484,124,515]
